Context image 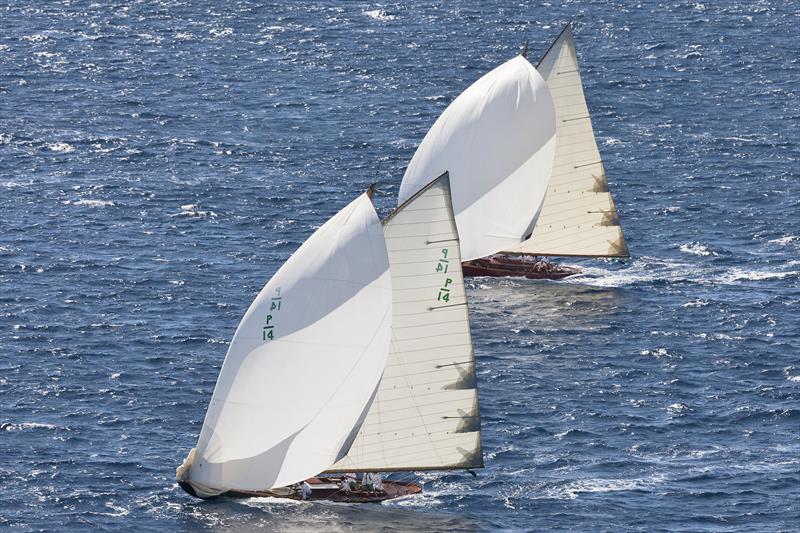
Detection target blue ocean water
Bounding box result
[1,0,798,530]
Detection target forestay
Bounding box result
[503,24,629,257]
[399,56,557,261]
[330,172,483,473]
[179,193,392,496]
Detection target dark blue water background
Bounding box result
[1,1,798,531]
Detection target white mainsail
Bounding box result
[503,24,629,257]
[398,56,557,262]
[179,193,392,496]
[330,172,482,472]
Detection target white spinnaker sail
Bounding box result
[330,173,482,472]
[398,56,557,261]
[504,24,629,257]
[182,193,392,495]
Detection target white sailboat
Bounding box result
[177,190,393,499]
[400,24,629,280]
[177,173,481,502]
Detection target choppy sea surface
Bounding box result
[1,1,798,531]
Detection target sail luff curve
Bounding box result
[329,172,483,473]
[182,192,392,494]
[503,24,629,258]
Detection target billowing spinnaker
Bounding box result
[503,24,629,257]
[398,56,557,261]
[184,193,391,493]
[330,173,483,472]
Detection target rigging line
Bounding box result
[562,115,591,122]
[426,238,458,244]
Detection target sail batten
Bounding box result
[330,173,483,474]
[504,23,628,258]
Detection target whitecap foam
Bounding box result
[2,422,60,431]
[639,347,676,358]
[47,142,74,153]
[668,402,688,413]
[72,199,115,207]
[567,257,702,288]
[209,27,234,38]
[20,34,49,42]
[719,268,798,283]
[238,496,306,508]
[541,474,666,500]
[171,204,218,218]
[679,242,715,256]
[768,235,798,246]
[363,9,395,21]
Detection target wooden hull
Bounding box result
[179,478,422,504]
[462,255,581,280]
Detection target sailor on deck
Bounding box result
[361,472,384,492]
[341,473,357,493]
[300,481,312,500]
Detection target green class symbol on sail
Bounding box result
[435,247,449,273]
[263,287,282,341]
[436,248,452,302]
